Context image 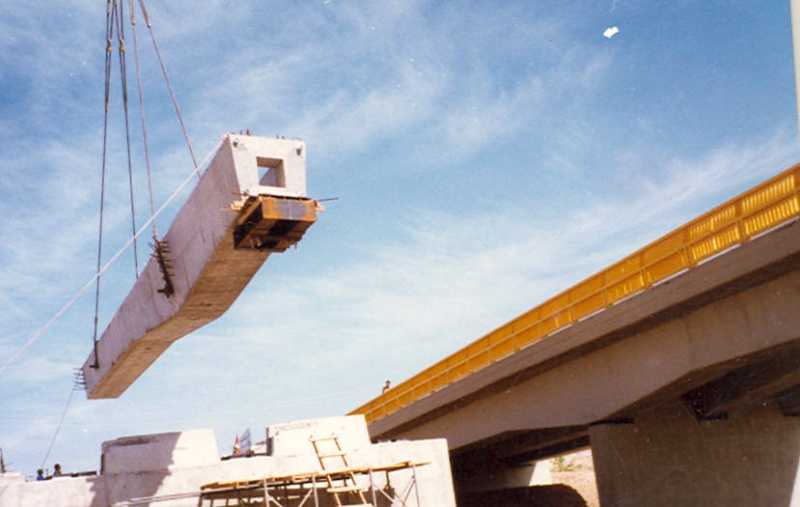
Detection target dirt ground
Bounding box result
[549,450,599,507]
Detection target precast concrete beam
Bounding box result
[81,134,318,399]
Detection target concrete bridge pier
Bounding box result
[589,403,800,507]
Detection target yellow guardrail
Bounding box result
[350,164,800,424]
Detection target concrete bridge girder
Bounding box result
[366,220,800,505]
[397,268,800,450]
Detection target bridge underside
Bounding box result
[370,220,800,506]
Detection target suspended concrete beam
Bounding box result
[81,134,318,399]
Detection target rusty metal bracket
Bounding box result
[151,239,175,297]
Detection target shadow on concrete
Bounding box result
[458,484,588,507]
[590,402,800,507]
[90,432,181,506]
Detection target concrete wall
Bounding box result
[0,416,456,507]
[267,415,371,456]
[0,475,106,507]
[101,429,220,474]
[590,403,800,507]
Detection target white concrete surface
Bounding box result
[229,135,307,198]
[0,416,456,507]
[81,134,317,399]
[101,429,219,474]
[267,415,371,456]
[591,403,800,507]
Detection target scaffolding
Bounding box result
[198,460,428,507]
[112,461,428,507]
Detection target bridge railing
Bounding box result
[351,164,800,424]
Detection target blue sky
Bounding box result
[0,0,798,476]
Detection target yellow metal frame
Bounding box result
[350,163,800,424]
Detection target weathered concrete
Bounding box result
[0,416,456,507]
[589,403,800,507]
[81,134,317,399]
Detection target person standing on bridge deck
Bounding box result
[382,380,391,393]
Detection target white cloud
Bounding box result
[603,26,620,39]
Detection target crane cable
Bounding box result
[114,0,141,278]
[23,136,223,470]
[42,0,127,466]
[129,0,157,239]
[136,0,200,177]
[90,0,115,369]
[28,0,211,468]
[39,387,76,470]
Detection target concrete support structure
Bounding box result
[81,134,317,399]
[0,416,456,507]
[590,403,800,507]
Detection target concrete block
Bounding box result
[101,429,219,474]
[267,415,372,456]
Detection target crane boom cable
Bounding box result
[128,0,157,239]
[136,0,200,176]
[114,0,140,278]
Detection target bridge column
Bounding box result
[589,403,800,507]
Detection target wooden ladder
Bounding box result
[309,435,372,507]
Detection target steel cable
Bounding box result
[39,387,76,470]
[128,0,158,240]
[114,0,140,278]
[90,0,116,369]
[136,0,200,177]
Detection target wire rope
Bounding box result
[90,0,116,369]
[113,0,141,278]
[128,0,158,240]
[136,0,200,177]
[39,387,77,470]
